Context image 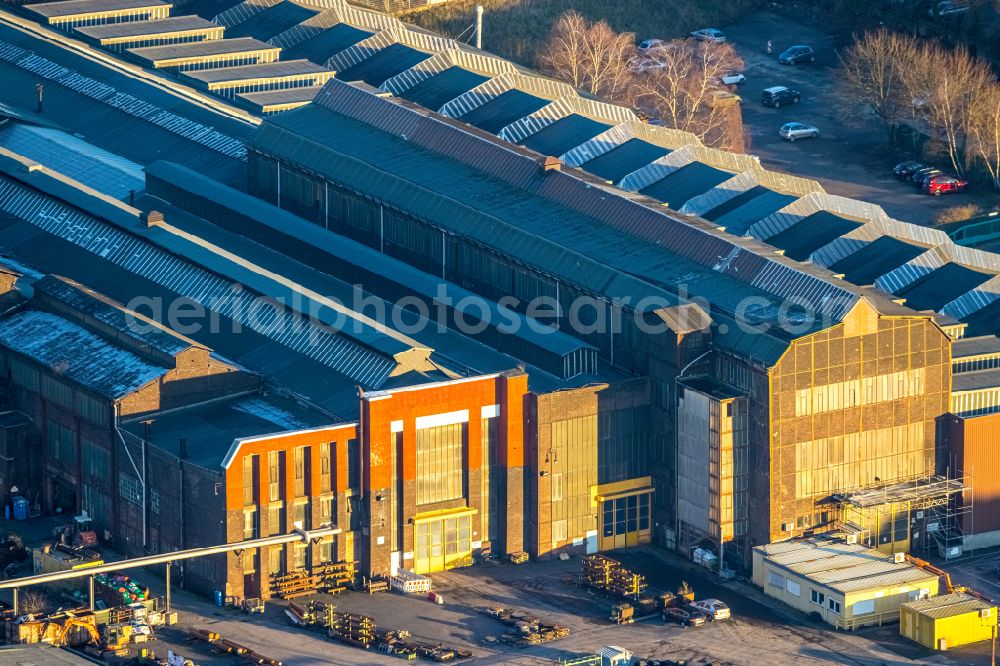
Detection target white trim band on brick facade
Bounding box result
[415,409,469,430]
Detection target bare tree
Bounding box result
[578,19,635,102]
[967,81,1000,190]
[539,11,635,101]
[836,29,910,143]
[19,590,46,615]
[901,41,995,176]
[633,39,746,151]
[540,11,588,91]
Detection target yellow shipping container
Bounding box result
[901,592,997,650]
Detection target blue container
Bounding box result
[214,590,223,607]
[12,497,28,521]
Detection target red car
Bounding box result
[923,175,968,196]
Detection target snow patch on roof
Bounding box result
[0,310,169,398]
[233,397,312,431]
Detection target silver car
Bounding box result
[690,28,726,43]
[779,122,819,142]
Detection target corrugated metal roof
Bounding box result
[33,275,196,357]
[963,298,1000,337]
[580,138,671,185]
[237,84,323,111]
[458,88,549,135]
[282,22,372,64]
[224,0,321,41]
[146,160,597,362]
[904,592,993,619]
[518,113,612,158]
[703,187,798,236]
[300,82,862,321]
[0,174,399,388]
[0,214,361,417]
[897,263,994,312]
[953,335,1000,359]
[74,15,219,40]
[337,42,430,87]
[182,59,330,84]
[756,535,936,594]
[829,236,930,286]
[398,66,490,112]
[0,123,144,200]
[128,37,278,63]
[0,310,169,399]
[0,31,250,179]
[765,211,865,262]
[252,84,867,356]
[952,367,1000,392]
[640,161,733,209]
[25,0,168,18]
[121,393,335,468]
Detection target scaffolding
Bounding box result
[828,474,971,559]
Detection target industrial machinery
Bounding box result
[53,513,98,549]
[241,597,265,614]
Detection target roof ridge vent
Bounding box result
[540,156,561,173]
[143,210,165,228]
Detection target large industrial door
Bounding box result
[413,512,474,574]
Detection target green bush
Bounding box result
[405,0,764,65]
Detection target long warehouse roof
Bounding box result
[182,59,331,84]
[74,15,221,41]
[129,36,278,63]
[25,0,169,18]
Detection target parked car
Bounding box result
[628,56,666,74]
[779,122,819,141]
[663,606,707,627]
[690,28,726,43]
[918,170,948,188]
[720,71,746,85]
[761,86,800,108]
[688,599,731,621]
[637,38,666,53]
[893,161,926,179]
[912,167,944,186]
[929,1,969,17]
[924,175,968,195]
[778,45,815,65]
[910,166,942,184]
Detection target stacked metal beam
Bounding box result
[581,555,647,599]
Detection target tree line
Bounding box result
[838,29,1000,190]
[538,11,747,152]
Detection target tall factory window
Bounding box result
[318,495,334,521]
[293,446,309,496]
[40,375,73,409]
[82,439,109,480]
[268,502,285,536]
[268,451,283,502]
[292,543,308,570]
[269,546,285,575]
[481,417,499,544]
[292,500,311,529]
[47,420,76,466]
[318,538,333,565]
[243,508,258,540]
[347,439,360,490]
[9,358,39,391]
[794,422,926,497]
[320,443,331,493]
[416,423,465,505]
[243,455,257,506]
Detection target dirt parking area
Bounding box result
[144,547,976,666]
[720,10,981,227]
